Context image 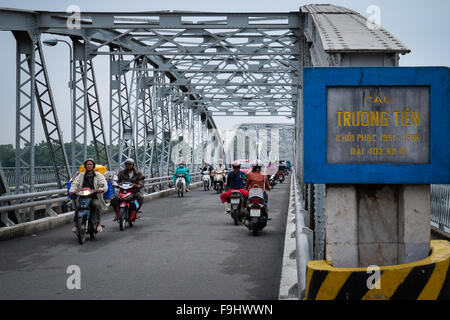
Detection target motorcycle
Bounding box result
[269,174,276,187]
[74,187,99,244]
[243,185,269,236]
[175,173,187,198]
[229,190,246,226]
[285,167,290,176]
[202,170,211,191]
[213,170,225,194]
[278,170,285,183]
[113,182,140,231]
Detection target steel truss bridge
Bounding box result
[0,4,412,225]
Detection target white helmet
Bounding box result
[125,158,135,165]
[251,159,263,167]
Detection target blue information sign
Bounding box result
[303,67,449,184]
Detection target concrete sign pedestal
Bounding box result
[326,184,431,268]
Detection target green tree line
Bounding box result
[0,141,115,167]
[0,139,189,168]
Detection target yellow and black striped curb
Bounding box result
[305,240,450,300]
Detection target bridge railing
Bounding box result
[2,166,205,189]
[0,173,201,227]
[431,184,450,234]
[2,167,67,188]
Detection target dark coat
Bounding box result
[201,165,214,173]
[226,171,246,189]
[117,168,145,187]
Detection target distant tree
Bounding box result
[0,144,15,167]
[34,140,52,166]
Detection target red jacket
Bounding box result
[245,171,271,191]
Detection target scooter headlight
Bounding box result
[78,190,92,196]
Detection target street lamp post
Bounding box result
[43,39,76,175]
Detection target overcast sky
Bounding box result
[0,0,448,145]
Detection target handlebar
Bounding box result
[113,182,138,189]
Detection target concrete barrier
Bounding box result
[279,173,299,300]
[279,173,313,300]
[0,181,202,241]
[305,240,450,300]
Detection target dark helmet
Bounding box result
[84,158,96,169]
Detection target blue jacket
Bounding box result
[226,171,246,189]
[173,166,191,185]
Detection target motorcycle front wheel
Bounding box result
[119,207,127,231]
[231,210,239,225]
[76,216,86,244]
[88,219,96,239]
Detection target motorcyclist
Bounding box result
[245,159,271,205]
[173,161,191,192]
[275,160,287,180]
[215,159,227,184]
[220,160,249,214]
[279,160,287,174]
[264,161,278,176]
[286,160,291,173]
[69,158,108,233]
[215,159,226,171]
[111,158,145,220]
[201,162,214,185]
